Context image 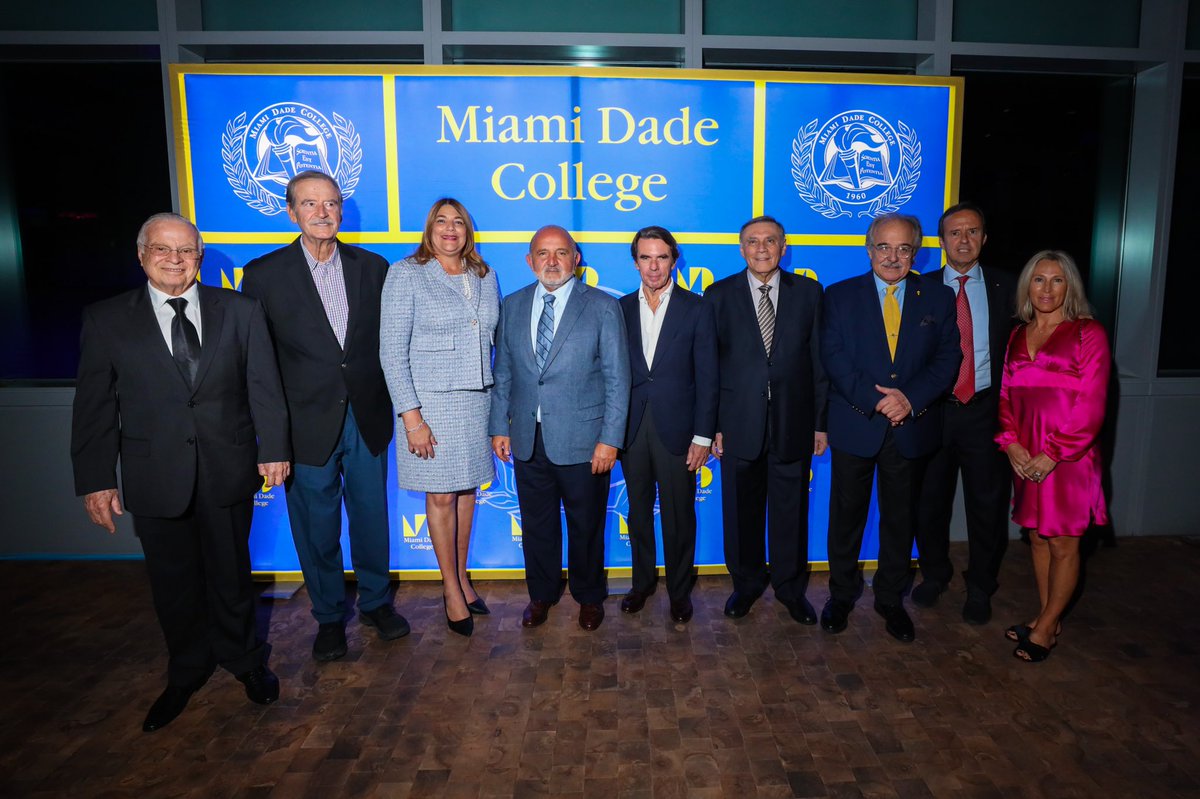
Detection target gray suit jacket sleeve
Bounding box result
[596,298,632,449]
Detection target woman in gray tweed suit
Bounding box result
[380,198,500,636]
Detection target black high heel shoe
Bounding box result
[444,596,474,637]
[464,577,490,615]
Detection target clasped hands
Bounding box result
[875,384,911,426]
[1006,443,1057,483]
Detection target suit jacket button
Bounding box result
[341,363,348,368]
[890,373,898,379]
[186,437,195,445]
[538,380,544,386]
[339,399,346,405]
[471,319,477,326]
[187,400,196,408]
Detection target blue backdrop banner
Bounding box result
[170,66,963,576]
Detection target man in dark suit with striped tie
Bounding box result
[704,215,828,624]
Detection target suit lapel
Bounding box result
[622,295,648,375]
[512,285,537,370]
[893,273,922,364]
[738,271,769,359]
[428,259,481,315]
[859,273,891,364]
[650,289,687,373]
[543,281,587,372]
[193,284,225,391]
[340,243,362,350]
[128,288,183,383]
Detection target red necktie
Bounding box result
[953,275,975,403]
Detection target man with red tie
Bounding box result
[912,203,1017,625]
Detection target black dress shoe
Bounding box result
[962,588,992,625]
[910,580,946,608]
[522,600,553,628]
[874,602,916,642]
[360,604,411,640]
[723,591,758,619]
[237,665,280,705]
[785,596,818,625]
[620,588,652,614]
[143,685,196,732]
[578,602,605,631]
[820,598,851,634]
[669,597,694,624]
[313,622,348,662]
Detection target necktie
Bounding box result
[535,294,555,371]
[953,275,976,403]
[757,284,775,355]
[884,285,900,360]
[167,297,201,385]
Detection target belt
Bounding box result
[946,387,993,407]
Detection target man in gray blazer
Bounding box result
[490,225,631,631]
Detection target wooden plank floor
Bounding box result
[1,536,1198,798]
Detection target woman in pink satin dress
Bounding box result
[996,250,1110,663]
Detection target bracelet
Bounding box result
[404,420,426,434]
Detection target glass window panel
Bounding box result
[200,0,422,31]
[703,0,917,40]
[3,0,156,31]
[1158,72,1200,375]
[445,0,682,33]
[953,0,1141,47]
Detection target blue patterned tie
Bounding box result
[535,294,555,371]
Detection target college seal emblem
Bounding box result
[222,102,363,217]
[791,110,921,219]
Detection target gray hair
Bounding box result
[865,213,922,249]
[286,170,343,208]
[136,213,204,252]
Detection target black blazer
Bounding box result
[936,264,1017,393]
[619,286,719,455]
[71,284,290,517]
[242,238,393,466]
[704,269,828,462]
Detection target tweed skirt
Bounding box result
[395,389,494,493]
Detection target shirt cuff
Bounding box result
[691,435,713,447]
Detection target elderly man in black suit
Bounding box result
[617,226,719,624]
[912,203,1017,625]
[242,170,408,662]
[72,213,290,731]
[705,215,828,623]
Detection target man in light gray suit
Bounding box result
[490,225,631,631]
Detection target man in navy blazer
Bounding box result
[913,204,1017,625]
[705,215,828,624]
[242,171,408,662]
[490,225,631,631]
[617,226,718,624]
[820,213,960,642]
[72,213,289,731]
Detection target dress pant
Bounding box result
[916,389,1011,595]
[135,481,261,687]
[720,443,812,604]
[285,406,391,624]
[827,428,924,606]
[514,425,609,605]
[621,412,697,602]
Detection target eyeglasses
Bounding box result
[143,243,202,261]
[873,243,915,260]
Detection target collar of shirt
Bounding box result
[873,271,907,315]
[637,279,674,310]
[147,281,202,350]
[942,262,982,287]
[745,268,780,310]
[300,240,340,271]
[533,276,575,320]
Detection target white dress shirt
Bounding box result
[148,282,203,354]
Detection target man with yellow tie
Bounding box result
[818,213,961,642]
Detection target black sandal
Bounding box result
[1005,624,1031,642]
[1013,640,1054,662]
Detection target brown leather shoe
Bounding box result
[578,602,605,631]
[522,600,553,628]
[619,589,652,614]
[669,597,694,624]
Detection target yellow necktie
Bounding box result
[884,285,900,360]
